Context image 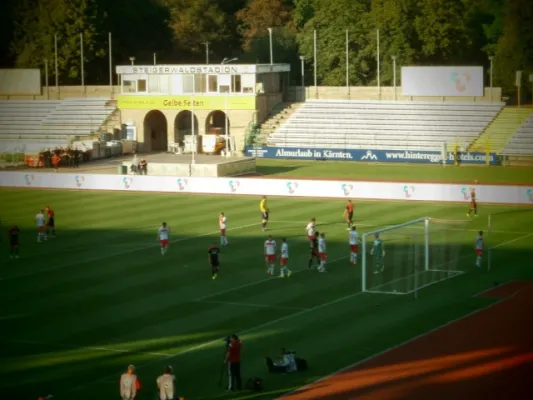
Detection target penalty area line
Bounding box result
[195,299,308,311]
[6,339,170,357]
[68,256,356,394]
[0,222,261,282]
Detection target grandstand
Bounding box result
[0,98,116,154]
[502,111,533,156]
[267,100,504,151]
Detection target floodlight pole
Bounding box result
[377,29,380,100]
[80,33,85,93]
[392,56,397,101]
[108,32,113,96]
[54,34,59,98]
[313,29,317,99]
[205,42,209,64]
[300,56,305,100]
[44,59,49,100]
[346,29,350,97]
[489,56,494,103]
[268,28,273,65]
[153,53,157,65]
[191,76,196,165]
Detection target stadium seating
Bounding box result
[501,112,533,155]
[267,100,504,151]
[0,98,116,153]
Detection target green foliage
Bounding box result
[7,0,532,94]
[12,0,105,83]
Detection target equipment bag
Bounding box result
[246,377,263,391]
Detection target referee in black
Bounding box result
[308,231,320,269]
[208,243,221,280]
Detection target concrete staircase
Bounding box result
[257,102,301,145]
[98,101,121,135]
[468,107,533,153]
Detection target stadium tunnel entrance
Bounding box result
[174,110,199,145]
[144,110,168,152]
[205,110,230,136]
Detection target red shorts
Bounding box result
[475,249,483,256]
[280,257,288,266]
[160,239,169,247]
[220,229,226,236]
[38,226,45,233]
[350,244,359,253]
[319,252,327,261]
[307,235,314,241]
[265,254,276,263]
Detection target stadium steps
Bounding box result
[257,102,301,145]
[468,107,533,153]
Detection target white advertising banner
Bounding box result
[402,66,484,97]
[0,172,532,205]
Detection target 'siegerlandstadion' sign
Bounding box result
[116,65,256,75]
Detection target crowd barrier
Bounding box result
[1,172,532,205]
[244,146,499,165]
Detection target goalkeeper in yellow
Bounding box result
[370,233,385,273]
[260,196,270,231]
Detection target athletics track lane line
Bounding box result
[58,231,533,393]
[277,231,533,399]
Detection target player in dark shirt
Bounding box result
[308,231,320,269]
[7,225,20,259]
[208,243,221,280]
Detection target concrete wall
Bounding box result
[0,85,120,100]
[120,108,256,153]
[288,86,503,103]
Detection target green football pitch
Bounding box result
[0,185,532,399]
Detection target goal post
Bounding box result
[362,217,469,296]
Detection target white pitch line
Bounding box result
[8,339,170,357]
[195,299,307,311]
[0,222,261,282]
[277,280,533,400]
[194,255,350,302]
[277,232,533,398]
[67,255,351,394]
[491,232,533,248]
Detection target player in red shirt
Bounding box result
[45,205,56,238]
[345,200,354,229]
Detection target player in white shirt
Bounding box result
[156,365,176,400]
[475,230,483,268]
[264,235,277,275]
[349,225,360,265]
[306,218,316,241]
[279,238,291,278]
[317,233,327,272]
[35,209,46,242]
[219,212,228,246]
[157,222,170,255]
[119,364,139,400]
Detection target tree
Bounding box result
[236,0,294,51]
[414,0,469,64]
[293,0,316,30]
[493,0,533,96]
[164,0,233,62]
[297,0,371,86]
[365,0,418,85]
[11,0,105,84]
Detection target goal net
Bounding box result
[361,217,471,296]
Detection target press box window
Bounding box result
[208,75,218,92]
[123,80,136,93]
[232,75,242,93]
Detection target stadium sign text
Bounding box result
[244,146,500,166]
[116,65,255,75]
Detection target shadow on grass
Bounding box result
[0,223,531,400]
[255,164,302,176]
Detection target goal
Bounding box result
[361,217,470,296]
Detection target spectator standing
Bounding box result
[120,364,141,400]
[224,334,242,392]
[131,153,139,174]
[138,158,147,175]
[156,366,176,400]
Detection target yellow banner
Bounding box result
[117,95,256,110]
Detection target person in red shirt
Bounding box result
[345,200,354,229]
[224,334,242,392]
[45,206,56,238]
